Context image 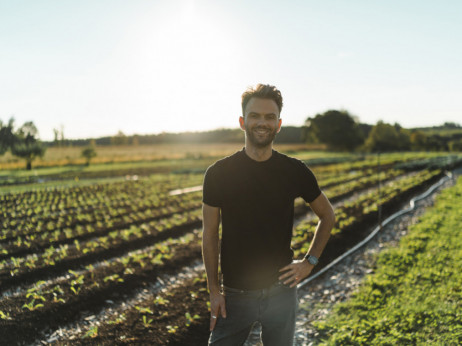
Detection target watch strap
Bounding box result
[305,254,319,266]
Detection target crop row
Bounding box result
[0,165,407,289]
[53,169,445,344]
[393,154,462,172]
[0,231,204,345]
[0,209,202,290]
[0,173,204,220]
[1,165,379,247]
[0,191,203,255]
[0,170,444,345]
[56,274,211,345]
[291,170,442,257]
[4,152,408,224]
[2,153,405,230]
[1,162,389,255]
[0,165,420,293]
[307,152,444,175]
[313,176,462,344]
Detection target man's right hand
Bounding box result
[209,291,226,331]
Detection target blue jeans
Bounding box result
[208,281,298,346]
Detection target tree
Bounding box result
[81,146,97,166]
[409,130,428,151]
[11,121,46,170]
[0,117,16,155]
[443,122,461,129]
[363,121,411,152]
[304,110,364,151]
[111,131,128,145]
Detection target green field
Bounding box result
[0,143,317,170]
[0,144,357,193]
[1,149,462,344]
[315,177,462,345]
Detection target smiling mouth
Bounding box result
[254,128,270,135]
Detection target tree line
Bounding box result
[304,110,462,152]
[79,113,462,151]
[2,112,461,170]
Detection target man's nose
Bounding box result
[256,116,269,126]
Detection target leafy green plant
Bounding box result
[0,310,11,320]
[166,325,178,334]
[314,177,462,345]
[135,306,153,314]
[142,315,153,327]
[103,274,124,283]
[153,296,169,306]
[107,313,126,325]
[69,271,85,295]
[82,326,98,339]
[22,299,44,311]
[185,312,200,327]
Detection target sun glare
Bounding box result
[113,0,243,134]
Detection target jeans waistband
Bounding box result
[223,281,288,294]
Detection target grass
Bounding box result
[314,176,462,345]
[0,143,355,178]
[1,143,316,170]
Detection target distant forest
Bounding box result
[3,112,460,171]
[52,115,462,153]
[54,126,304,146]
[3,111,461,153]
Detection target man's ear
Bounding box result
[239,116,245,131]
[276,118,282,133]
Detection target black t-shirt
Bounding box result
[202,148,321,290]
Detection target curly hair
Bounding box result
[241,84,283,116]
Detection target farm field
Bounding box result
[314,176,462,345]
[0,143,318,171]
[0,143,341,190]
[0,149,461,345]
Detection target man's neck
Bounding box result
[244,142,273,162]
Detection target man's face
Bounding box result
[240,97,282,148]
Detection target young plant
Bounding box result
[82,326,98,339]
[166,325,178,334]
[22,299,44,311]
[142,315,153,328]
[0,310,11,320]
[153,296,169,306]
[103,274,124,283]
[107,313,126,325]
[185,312,200,327]
[134,306,153,314]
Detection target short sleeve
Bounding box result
[297,161,321,203]
[202,164,222,207]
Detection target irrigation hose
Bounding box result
[298,171,453,289]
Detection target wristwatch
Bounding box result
[305,255,318,266]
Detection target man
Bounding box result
[202,84,335,345]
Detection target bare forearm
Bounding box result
[202,230,220,294]
[306,213,335,258]
[280,211,335,287]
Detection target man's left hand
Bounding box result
[278,259,314,288]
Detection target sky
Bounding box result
[1,0,461,141]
